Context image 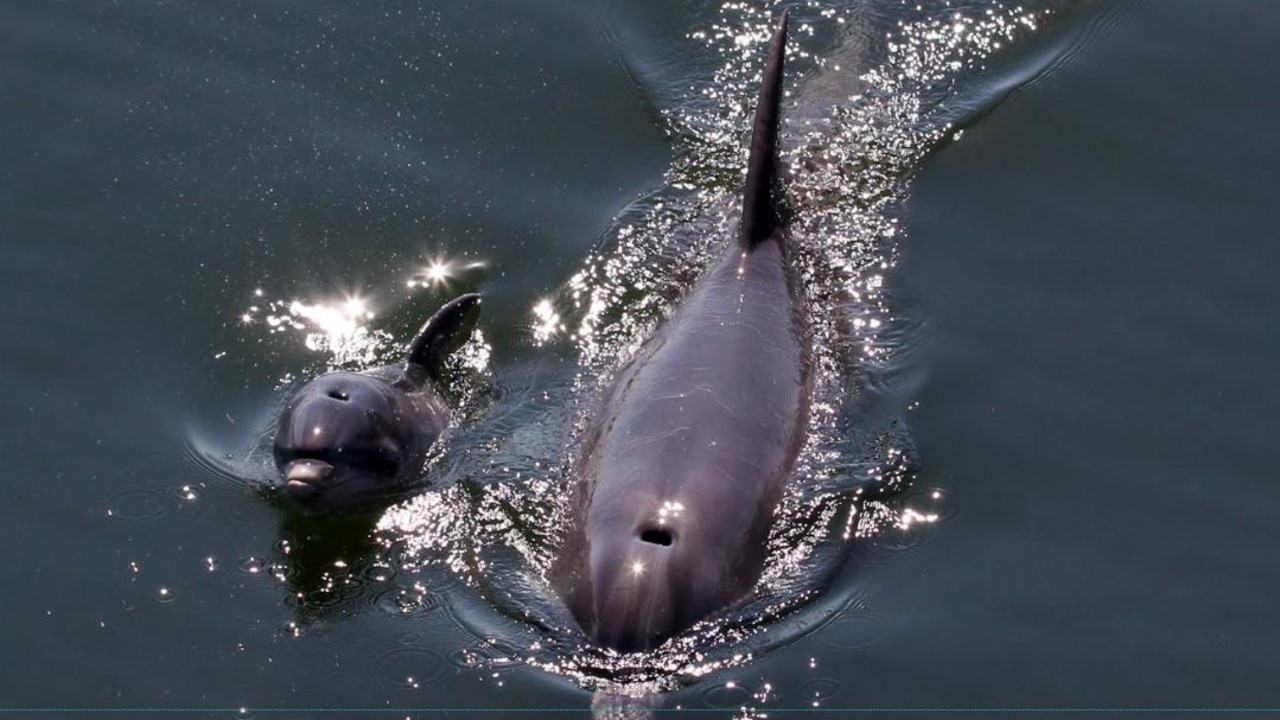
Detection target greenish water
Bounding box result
[2,0,1278,716]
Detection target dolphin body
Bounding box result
[551,13,809,653]
[273,293,481,513]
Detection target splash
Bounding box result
[383,0,1080,696]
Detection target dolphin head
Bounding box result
[567,506,760,653]
[270,293,481,514]
[272,372,432,512]
[581,530,688,653]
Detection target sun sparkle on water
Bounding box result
[405,252,488,289]
[237,288,391,369]
[371,0,1063,698]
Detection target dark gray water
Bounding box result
[3,0,1278,716]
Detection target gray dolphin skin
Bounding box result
[551,12,809,653]
[272,293,481,513]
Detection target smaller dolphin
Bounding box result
[273,293,481,513]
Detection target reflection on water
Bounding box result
[232,247,491,373]
[186,0,1099,710]
[407,256,489,291]
[5,0,1270,712]
[240,288,392,370]
[376,0,1086,702]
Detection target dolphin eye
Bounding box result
[327,389,349,401]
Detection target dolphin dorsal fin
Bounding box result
[739,9,790,251]
[397,293,482,389]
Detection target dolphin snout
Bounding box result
[589,536,683,652]
[282,459,334,500]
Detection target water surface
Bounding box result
[2,0,1278,715]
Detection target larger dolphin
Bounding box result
[551,12,809,653]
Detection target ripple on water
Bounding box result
[175,483,201,504]
[372,585,442,619]
[701,681,754,709]
[238,556,292,582]
[802,676,846,706]
[449,636,524,671]
[105,487,166,522]
[418,564,465,593]
[216,495,269,529]
[818,608,889,653]
[284,562,381,619]
[371,0,1081,695]
[228,584,293,629]
[868,508,940,557]
[359,561,398,585]
[373,646,451,691]
[182,429,273,494]
[12,489,45,513]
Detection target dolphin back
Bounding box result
[553,11,804,653]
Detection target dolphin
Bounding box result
[273,293,481,513]
[551,12,809,653]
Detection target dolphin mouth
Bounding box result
[282,459,335,501]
